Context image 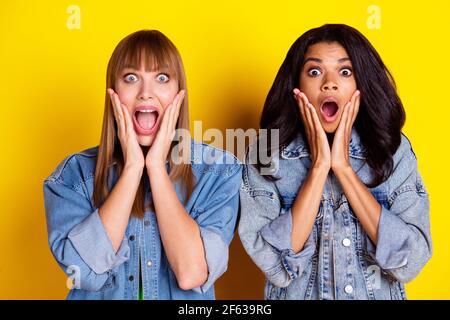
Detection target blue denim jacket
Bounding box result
[238,129,432,300]
[44,140,242,300]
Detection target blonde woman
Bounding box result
[44,30,241,300]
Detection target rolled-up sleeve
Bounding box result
[366,138,432,283]
[260,210,316,281]
[68,209,130,274]
[238,156,315,288]
[44,179,130,291]
[192,163,242,294]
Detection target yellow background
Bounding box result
[0,0,448,299]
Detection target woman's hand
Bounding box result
[331,90,360,173]
[146,90,185,172]
[107,88,145,172]
[293,88,331,171]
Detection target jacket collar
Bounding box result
[281,128,366,160]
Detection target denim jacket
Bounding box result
[238,129,432,300]
[44,140,242,300]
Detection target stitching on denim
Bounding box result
[388,184,415,205]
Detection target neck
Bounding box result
[326,132,334,146]
[141,145,150,155]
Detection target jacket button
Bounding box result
[342,238,351,247]
[129,275,134,281]
[144,220,151,227]
[147,260,152,267]
[129,235,135,241]
[344,285,354,294]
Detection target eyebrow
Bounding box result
[303,57,351,64]
[121,66,171,73]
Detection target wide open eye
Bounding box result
[156,73,169,83]
[124,73,138,82]
[307,68,322,77]
[340,68,353,77]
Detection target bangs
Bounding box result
[110,30,181,81]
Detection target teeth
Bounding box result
[138,110,155,113]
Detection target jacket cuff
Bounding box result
[260,210,315,280]
[192,227,228,294]
[68,209,130,274]
[368,206,412,270]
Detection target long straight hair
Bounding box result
[93,30,194,218]
[258,24,405,187]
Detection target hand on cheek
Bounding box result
[331,90,360,172]
[107,88,145,171]
[293,88,331,171]
[145,90,185,172]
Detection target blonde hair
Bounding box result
[93,30,194,218]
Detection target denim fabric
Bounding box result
[239,129,431,300]
[44,140,241,300]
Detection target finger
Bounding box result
[165,91,181,128]
[299,92,312,116]
[160,103,173,137]
[299,91,311,108]
[108,89,125,138]
[345,90,360,138]
[293,89,305,118]
[304,103,317,157]
[166,104,176,137]
[170,90,185,131]
[300,92,316,145]
[299,92,313,127]
[108,89,120,121]
[308,103,322,133]
[299,101,311,141]
[333,102,348,147]
[294,91,309,137]
[113,92,127,135]
[174,90,185,121]
[120,102,134,135]
[308,103,327,156]
[343,102,352,139]
[338,101,351,137]
[350,91,360,125]
[301,96,314,135]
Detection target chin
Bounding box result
[137,135,154,147]
[322,123,339,133]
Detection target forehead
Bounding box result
[118,47,176,74]
[304,42,350,63]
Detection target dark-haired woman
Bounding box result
[239,24,431,300]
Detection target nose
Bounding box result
[321,75,338,91]
[137,79,154,101]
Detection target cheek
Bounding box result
[299,76,320,104]
[158,84,179,109]
[299,74,310,92]
[115,84,135,106]
[341,79,357,100]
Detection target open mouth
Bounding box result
[133,108,160,135]
[320,101,339,123]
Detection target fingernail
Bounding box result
[293,88,300,95]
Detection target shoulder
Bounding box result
[190,139,242,178]
[382,133,424,196]
[44,146,98,189]
[392,133,417,167]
